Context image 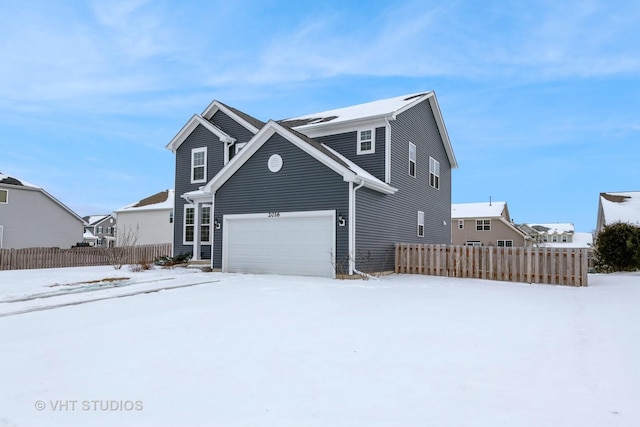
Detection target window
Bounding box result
[409,142,416,177]
[458,220,464,229]
[96,226,103,234]
[552,235,558,243]
[169,211,174,224]
[476,219,490,231]
[497,240,513,247]
[357,129,374,154]
[466,241,481,247]
[191,147,207,183]
[429,157,440,189]
[106,227,112,235]
[97,239,102,246]
[543,235,548,242]
[201,205,211,243]
[0,189,7,203]
[562,234,567,243]
[417,211,424,237]
[184,205,195,243]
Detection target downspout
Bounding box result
[350,179,377,280]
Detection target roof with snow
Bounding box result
[116,189,174,212]
[0,172,38,188]
[525,223,575,234]
[452,202,508,219]
[83,215,110,225]
[599,191,640,226]
[545,232,593,248]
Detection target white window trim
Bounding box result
[191,147,207,184]
[466,241,481,247]
[200,204,212,243]
[357,129,375,155]
[429,157,440,189]
[476,219,491,231]
[458,219,464,229]
[0,189,7,204]
[234,142,247,155]
[409,142,416,178]
[183,204,195,245]
[497,240,513,247]
[417,211,424,237]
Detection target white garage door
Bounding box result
[223,210,335,278]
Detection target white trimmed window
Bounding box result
[191,147,207,183]
[417,211,424,237]
[97,226,103,234]
[184,205,195,243]
[458,219,464,229]
[562,234,568,243]
[476,219,490,231]
[497,240,513,247]
[201,205,211,243]
[409,142,416,177]
[466,241,481,247]
[552,235,558,242]
[0,189,7,203]
[357,129,375,154]
[429,157,440,189]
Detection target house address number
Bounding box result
[268,212,280,218]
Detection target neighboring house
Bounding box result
[166,91,458,277]
[82,214,116,247]
[519,223,593,248]
[0,172,85,249]
[596,191,640,234]
[114,190,174,246]
[452,201,530,247]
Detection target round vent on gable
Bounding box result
[268,154,283,173]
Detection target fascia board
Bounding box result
[166,115,234,152]
[427,94,458,169]
[293,115,390,138]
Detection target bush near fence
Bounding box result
[395,243,589,287]
[0,244,172,271]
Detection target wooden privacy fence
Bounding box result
[395,244,589,287]
[0,244,172,271]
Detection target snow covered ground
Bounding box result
[1,266,639,427]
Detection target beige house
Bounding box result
[114,190,174,246]
[452,201,530,247]
[596,191,640,234]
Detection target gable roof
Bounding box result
[83,214,110,226]
[281,92,458,168]
[201,120,397,196]
[0,172,85,224]
[452,201,509,220]
[166,114,235,153]
[598,191,640,227]
[201,100,264,134]
[116,189,174,213]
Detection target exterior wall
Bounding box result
[353,100,452,272]
[0,186,83,249]
[173,124,225,258]
[94,216,116,246]
[316,127,386,181]
[452,218,527,247]
[116,209,173,246]
[213,133,349,271]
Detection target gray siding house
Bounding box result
[166,92,458,277]
[0,172,85,249]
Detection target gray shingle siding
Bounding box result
[316,127,386,182]
[354,100,452,272]
[213,133,350,271]
[173,124,224,258]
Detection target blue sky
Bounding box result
[1,0,638,232]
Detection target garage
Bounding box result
[222,210,336,278]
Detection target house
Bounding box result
[82,214,116,247]
[0,172,85,249]
[114,190,174,246]
[519,223,593,248]
[596,191,640,234]
[166,91,458,277]
[452,201,530,247]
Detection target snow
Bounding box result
[1,266,639,427]
[286,92,431,128]
[85,215,109,226]
[0,172,39,188]
[452,201,507,219]
[600,191,640,226]
[526,222,574,234]
[116,189,175,212]
[545,232,593,248]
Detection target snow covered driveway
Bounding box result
[1,266,639,427]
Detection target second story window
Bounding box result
[409,142,416,177]
[357,129,374,154]
[476,219,490,231]
[429,157,440,189]
[458,220,464,229]
[191,147,207,183]
[0,189,7,203]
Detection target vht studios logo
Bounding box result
[35,400,143,412]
